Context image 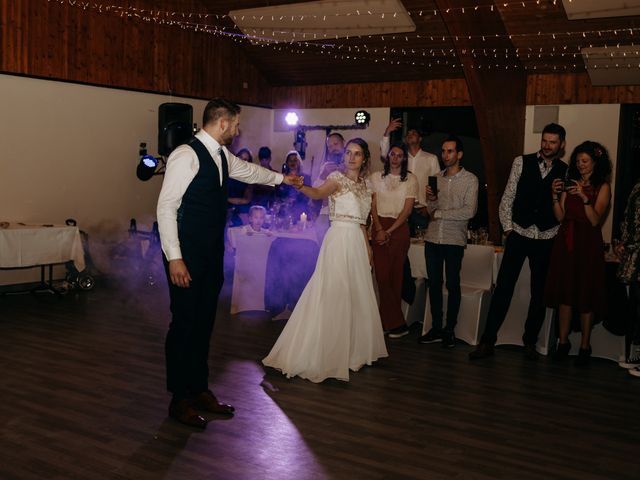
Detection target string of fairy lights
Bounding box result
[45,0,640,71]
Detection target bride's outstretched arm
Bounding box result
[296,178,339,200]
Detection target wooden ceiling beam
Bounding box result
[434,0,527,241]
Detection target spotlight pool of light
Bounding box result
[285,112,299,126]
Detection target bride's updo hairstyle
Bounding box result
[345,137,370,176]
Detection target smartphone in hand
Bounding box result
[428,176,438,197]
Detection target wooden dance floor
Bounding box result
[0,272,638,480]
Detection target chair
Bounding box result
[264,237,319,315]
[230,230,275,314]
[493,254,554,354]
[567,323,625,362]
[402,278,426,327]
[422,244,495,345]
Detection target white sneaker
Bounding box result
[629,366,640,378]
[619,343,640,369]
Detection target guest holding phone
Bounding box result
[545,141,612,366]
[419,136,478,348]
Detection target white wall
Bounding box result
[524,104,620,241]
[0,74,273,235]
[0,74,272,281]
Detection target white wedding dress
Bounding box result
[263,171,388,382]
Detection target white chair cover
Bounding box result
[422,245,495,345]
[567,323,625,361]
[493,252,554,354]
[230,232,275,314]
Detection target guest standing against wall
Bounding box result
[380,119,440,232]
[369,143,419,338]
[545,141,611,366]
[469,123,568,360]
[313,132,345,242]
[418,136,478,348]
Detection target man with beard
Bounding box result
[381,120,440,230]
[313,132,345,241]
[157,98,298,427]
[469,123,567,360]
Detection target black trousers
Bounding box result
[163,238,224,398]
[481,232,554,346]
[425,242,465,333]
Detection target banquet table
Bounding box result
[227,225,318,314]
[0,224,86,291]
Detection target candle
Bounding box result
[300,212,307,229]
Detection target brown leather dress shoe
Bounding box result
[192,390,235,415]
[468,342,494,360]
[169,398,207,428]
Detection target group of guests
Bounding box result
[155,98,637,429]
[227,145,316,227]
[465,124,612,367]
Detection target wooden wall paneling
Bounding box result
[527,73,640,105]
[271,74,639,111]
[270,79,472,109]
[435,0,527,242]
[0,0,272,105]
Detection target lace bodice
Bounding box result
[327,171,372,224]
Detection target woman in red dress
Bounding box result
[545,141,612,366]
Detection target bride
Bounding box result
[262,138,388,382]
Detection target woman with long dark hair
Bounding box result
[545,141,612,365]
[368,143,418,338]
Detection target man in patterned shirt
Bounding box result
[418,135,478,348]
[469,123,567,360]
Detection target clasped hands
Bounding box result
[283,174,305,189]
[374,228,391,245]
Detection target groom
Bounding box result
[157,98,299,427]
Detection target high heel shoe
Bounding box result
[574,346,592,367]
[552,341,571,362]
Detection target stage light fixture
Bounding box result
[137,153,159,181]
[354,110,371,126]
[285,111,299,126]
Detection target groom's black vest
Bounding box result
[512,153,567,232]
[177,137,229,248]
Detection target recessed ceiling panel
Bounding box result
[563,0,640,20]
[582,46,640,85]
[229,0,415,42]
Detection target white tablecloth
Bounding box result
[228,226,318,314]
[0,224,85,271]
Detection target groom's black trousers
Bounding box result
[163,235,224,399]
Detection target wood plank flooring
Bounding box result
[0,268,638,480]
